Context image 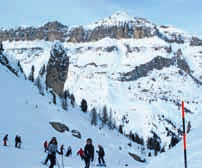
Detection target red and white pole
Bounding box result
[182,101,187,168]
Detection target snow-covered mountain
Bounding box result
[0,11,202,167]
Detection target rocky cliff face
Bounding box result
[46,41,69,96]
[0,12,190,44]
[0,21,68,42]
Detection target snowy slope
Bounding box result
[1,11,202,167]
[0,50,202,168]
[145,109,202,168]
[3,33,202,154]
[0,64,145,168]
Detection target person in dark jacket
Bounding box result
[15,135,18,148]
[15,135,22,148]
[44,137,60,168]
[60,144,64,155]
[84,138,94,168]
[96,144,105,165]
[18,136,22,148]
[65,146,72,157]
[3,134,8,146]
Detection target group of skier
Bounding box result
[42,137,106,168]
[43,140,72,157]
[3,134,22,148]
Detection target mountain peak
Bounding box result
[109,11,134,22]
[86,11,153,29]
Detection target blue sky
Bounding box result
[0,0,202,35]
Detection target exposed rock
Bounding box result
[120,54,191,81]
[71,129,82,139]
[190,36,202,46]
[103,46,118,52]
[128,152,146,163]
[49,121,70,133]
[0,21,68,42]
[67,23,157,43]
[46,41,69,96]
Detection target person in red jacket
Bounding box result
[3,134,8,146]
[77,148,84,160]
[44,140,48,152]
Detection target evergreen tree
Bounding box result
[35,76,44,95]
[70,94,75,107]
[119,125,123,134]
[80,99,87,112]
[112,115,117,129]
[50,90,56,104]
[17,60,24,73]
[108,108,113,129]
[62,90,68,110]
[28,65,35,82]
[91,108,98,126]
[39,64,46,76]
[0,42,3,52]
[102,105,108,126]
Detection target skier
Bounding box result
[96,144,106,166]
[44,140,48,152]
[18,136,22,148]
[3,134,8,146]
[77,148,84,160]
[15,135,19,148]
[43,137,60,168]
[84,138,94,168]
[65,146,72,157]
[60,144,64,155]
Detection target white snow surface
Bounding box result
[85,11,154,30]
[0,55,202,168]
[1,18,202,167]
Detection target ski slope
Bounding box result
[0,64,144,168]
[0,56,202,168]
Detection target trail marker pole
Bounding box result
[182,101,187,168]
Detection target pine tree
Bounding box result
[35,76,44,95]
[112,115,117,129]
[62,90,68,110]
[119,125,123,134]
[108,108,113,129]
[80,99,87,112]
[17,60,24,73]
[70,94,75,107]
[91,108,98,126]
[39,64,46,76]
[50,90,56,104]
[28,65,35,82]
[101,105,108,127]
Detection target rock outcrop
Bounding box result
[0,21,68,42]
[46,41,69,96]
[49,122,70,133]
[120,54,191,81]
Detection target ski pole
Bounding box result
[61,154,64,168]
[56,157,60,168]
[182,101,187,168]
